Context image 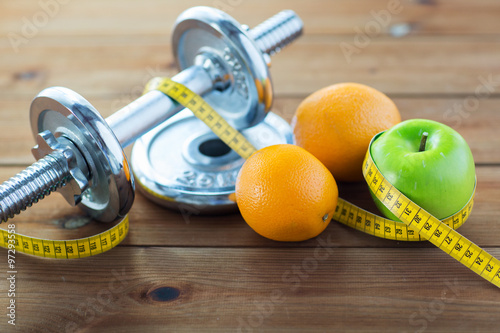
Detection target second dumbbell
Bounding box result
[0,6,303,222]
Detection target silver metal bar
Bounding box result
[106,65,214,148]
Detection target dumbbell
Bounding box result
[0,6,303,222]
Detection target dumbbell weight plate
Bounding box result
[172,6,272,130]
[30,87,135,222]
[131,110,293,214]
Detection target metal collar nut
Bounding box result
[32,130,89,206]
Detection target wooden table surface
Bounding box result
[1,1,500,332]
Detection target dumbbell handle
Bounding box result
[106,66,212,148]
[106,10,303,148]
[0,9,303,223]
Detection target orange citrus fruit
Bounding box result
[292,82,401,181]
[235,144,338,242]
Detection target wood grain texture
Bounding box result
[1,247,500,332]
[0,165,498,249]
[0,1,499,332]
[1,35,500,98]
[0,97,498,164]
[1,0,500,37]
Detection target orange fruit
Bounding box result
[235,144,338,242]
[292,82,401,182]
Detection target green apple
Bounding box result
[369,119,475,221]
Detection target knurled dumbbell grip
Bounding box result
[0,152,70,223]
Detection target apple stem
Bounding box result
[419,132,429,152]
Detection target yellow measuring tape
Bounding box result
[0,216,128,259]
[145,77,500,288]
[144,77,256,159]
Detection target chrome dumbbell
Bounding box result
[0,6,303,222]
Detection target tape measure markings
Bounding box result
[363,152,500,286]
[145,73,476,249]
[7,74,486,281]
[144,78,257,159]
[0,216,129,259]
[144,76,500,288]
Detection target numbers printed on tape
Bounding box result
[144,77,257,159]
[10,74,492,287]
[0,216,129,259]
[145,77,500,288]
[361,148,500,287]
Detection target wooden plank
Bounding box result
[1,35,500,99]
[0,35,174,100]
[1,165,498,248]
[0,247,499,332]
[0,100,32,164]
[0,2,498,332]
[1,0,500,37]
[271,35,500,97]
[0,97,498,165]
